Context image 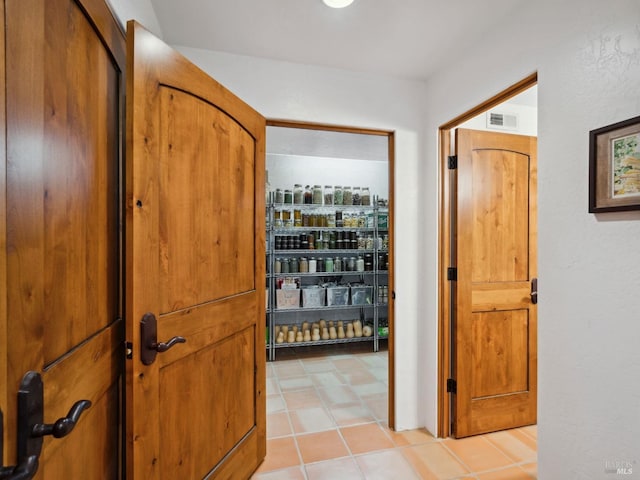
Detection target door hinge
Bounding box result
[448,155,458,169]
[125,341,133,360]
[447,378,457,394]
[447,267,457,281]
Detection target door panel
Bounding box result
[454,128,537,438]
[125,22,266,480]
[157,87,256,312]
[3,0,125,476]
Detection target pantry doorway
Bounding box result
[265,119,396,428]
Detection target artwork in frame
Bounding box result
[589,114,640,213]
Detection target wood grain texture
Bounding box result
[0,0,7,460]
[454,128,537,438]
[3,0,125,471]
[126,21,266,479]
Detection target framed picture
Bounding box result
[589,115,640,212]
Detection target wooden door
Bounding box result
[453,128,537,438]
[125,22,266,479]
[2,0,125,477]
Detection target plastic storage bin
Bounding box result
[350,285,373,305]
[302,287,325,308]
[276,289,300,309]
[326,286,349,306]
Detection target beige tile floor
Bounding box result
[252,343,537,480]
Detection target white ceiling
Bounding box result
[149,0,529,82]
[148,0,537,160]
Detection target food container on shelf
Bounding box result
[276,289,300,309]
[302,286,325,308]
[326,286,349,306]
[350,285,373,305]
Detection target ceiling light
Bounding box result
[323,0,355,8]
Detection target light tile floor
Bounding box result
[253,343,537,480]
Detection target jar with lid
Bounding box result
[334,186,343,205]
[304,185,313,204]
[312,185,323,204]
[325,257,334,273]
[308,257,317,273]
[326,213,336,228]
[366,235,374,250]
[293,184,304,204]
[324,185,333,205]
[352,187,361,205]
[299,257,309,273]
[274,209,283,228]
[281,258,290,274]
[356,255,365,272]
[282,209,292,227]
[290,257,299,273]
[334,257,342,272]
[343,186,353,205]
[274,258,282,274]
[275,188,284,204]
[335,211,343,228]
[361,187,371,206]
[284,189,293,204]
[294,209,302,227]
[348,256,356,271]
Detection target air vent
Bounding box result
[487,112,518,131]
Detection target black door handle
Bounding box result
[141,313,187,365]
[531,277,538,305]
[31,400,91,439]
[0,372,92,480]
[151,336,186,353]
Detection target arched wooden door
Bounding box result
[452,128,537,438]
[125,22,266,479]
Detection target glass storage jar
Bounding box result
[343,186,352,205]
[352,187,361,205]
[312,185,323,204]
[334,186,343,205]
[304,185,313,204]
[323,185,333,205]
[361,187,371,206]
[275,188,284,204]
[284,189,293,204]
[293,184,304,204]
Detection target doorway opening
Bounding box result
[437,74,538,438]
[265,119,396,429]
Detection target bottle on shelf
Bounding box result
[293,184,304,204]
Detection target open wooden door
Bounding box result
[452,128,537,438]
[2,0,125,477]
[125,22,266,479]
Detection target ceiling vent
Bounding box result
[487,112,518,131]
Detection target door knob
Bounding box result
[140,313,187,365]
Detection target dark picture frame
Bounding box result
[589,115,640,213]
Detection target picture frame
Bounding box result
[589,115,640,213]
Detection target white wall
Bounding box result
[458,102,538,137]
[106,0,163,38]
[424,1,640,478]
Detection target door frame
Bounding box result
[437,73,538,437]
[266,119,396,429]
